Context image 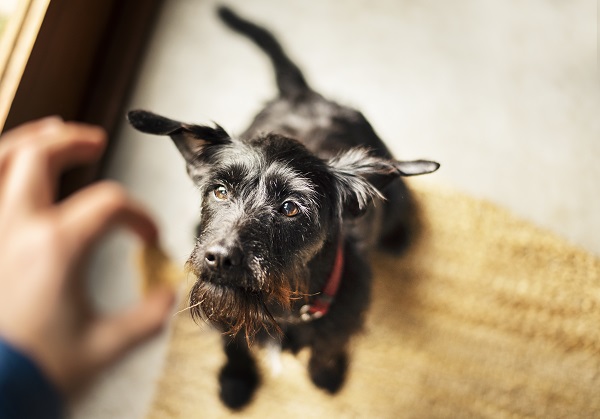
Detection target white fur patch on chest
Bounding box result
[265,340,283,377]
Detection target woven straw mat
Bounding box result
[146,184,600,419]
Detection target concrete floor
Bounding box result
[73,0,598,418]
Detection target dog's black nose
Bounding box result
[204,244,243,271]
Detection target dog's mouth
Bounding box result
[188,279,288,342]
[185,255,309,342]
[200,271,262,293]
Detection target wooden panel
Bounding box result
[78,0,164,134]
[0,0,164,194]
[3,0,116,130]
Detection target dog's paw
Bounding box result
[308,353,348,394]
[219,364,259,409]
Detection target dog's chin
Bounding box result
[189,279,284,342]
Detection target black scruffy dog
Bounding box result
[128,6,439,410]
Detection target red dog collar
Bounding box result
[300,238,344,321]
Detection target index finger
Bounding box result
[0,117,106,169]
[55,181,159,258]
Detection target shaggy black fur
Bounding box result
[128,6,439,410]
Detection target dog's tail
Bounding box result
[218,6,310,99]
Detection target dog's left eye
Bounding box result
[280,201,300,217]
[213,185,228,201]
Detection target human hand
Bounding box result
[0,117,175,396]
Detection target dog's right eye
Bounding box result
[213,185,228,201]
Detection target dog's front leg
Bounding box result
[219,335,260,409]
[308,337,349,394]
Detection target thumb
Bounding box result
[82,288,175,372]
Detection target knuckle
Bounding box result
[34,218,64,250]
[14,142,44,161]
[31,116,65,137]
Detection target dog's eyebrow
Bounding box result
[263,162,318,200]
[212,162,251,182]
[210,151,265,186]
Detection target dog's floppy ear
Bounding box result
[127,110,231,163]
[328,148,439,217]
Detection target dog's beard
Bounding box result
[188,262,307,343]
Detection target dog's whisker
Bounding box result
[289,291,319,300]
[172,300,204,317]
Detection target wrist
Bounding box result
[0,337,65,419]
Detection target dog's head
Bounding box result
[128,110,438,340]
